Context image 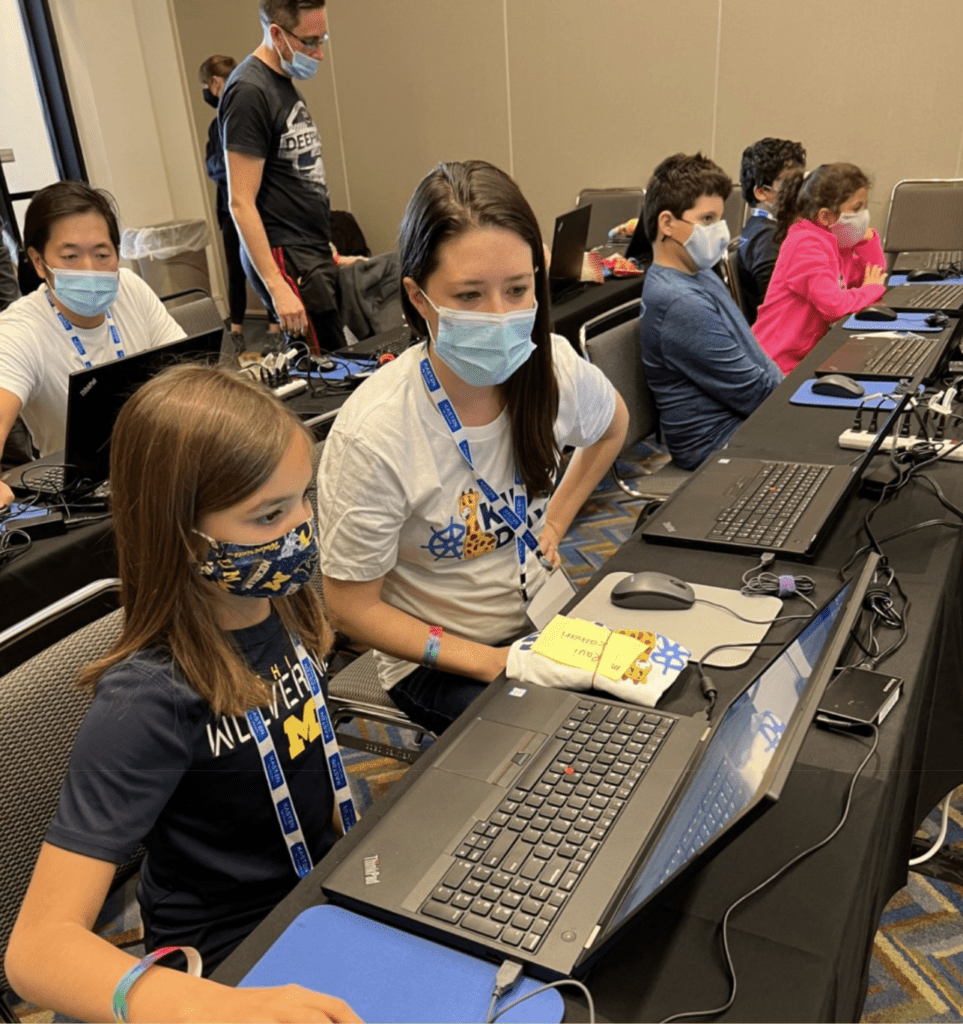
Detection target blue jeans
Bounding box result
[388,667,487,735]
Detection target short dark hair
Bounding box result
[23,181,121,257]
[398,160,559,497]
[739,137,807,206]
[774,162,871,244]
[643,153,731,243]
[259,0,325,31]
[198,54,237,86]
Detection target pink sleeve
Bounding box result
[841,229,886,287]
[783,232,886,321]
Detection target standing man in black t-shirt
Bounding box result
[219,0,344,353]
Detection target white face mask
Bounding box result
[830,208,870,249]
[682,219,730,270]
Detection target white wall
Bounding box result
[45,0,225,304]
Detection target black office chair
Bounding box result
[578,298,693,501]
[881,178,963,255]
[575,188,645,250]
[0,581,145,1022]
[724,240,749,319]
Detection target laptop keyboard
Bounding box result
[862,333,937,375]
[896,283,963,308]
[417,702,675,953]
[19,465,65,494]
[707,460,833,548]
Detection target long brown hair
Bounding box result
[399,160,560,497]
[80,364,331,717]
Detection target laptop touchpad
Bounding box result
[433,718,544,785]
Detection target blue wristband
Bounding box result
[112,945,203,1023]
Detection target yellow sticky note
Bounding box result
[531,616,647,683]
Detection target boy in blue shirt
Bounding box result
[640,153,782,470]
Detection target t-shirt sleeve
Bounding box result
[125,271,187,348]
[551,335,617,448]
[661,293,781,415]
[219,77,273,160]
[0,308,42,407]
[45,659,195,864]
[316,428,411,582]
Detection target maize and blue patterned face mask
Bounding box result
[194,517,318,597]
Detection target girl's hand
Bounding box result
[863,264,887,287]
[537,521,563,570]
[211,983,362,1023]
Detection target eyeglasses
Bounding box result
[287,28,329,51]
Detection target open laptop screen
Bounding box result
[601,555,875,936]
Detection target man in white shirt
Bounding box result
[0,182,184,504]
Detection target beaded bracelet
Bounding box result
[423,624,443,668]
[112,945,203,1023]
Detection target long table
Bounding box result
[215,316,963,1020]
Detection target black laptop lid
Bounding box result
[594,552,878,946]
[64,327,223,485]
[549,206,592,284]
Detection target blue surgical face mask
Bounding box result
[44,262,119,320]
[421,291,538,387]
[194,516,318,598]
[682,219,730,270]
[274,25,321,80]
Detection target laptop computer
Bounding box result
[322,554,877,980]
[881,282,963,312]
[548,206,592,303]
[640,373,920,560]
[814,321,957,382]
[3,327,223,494]
[892,249,963,273]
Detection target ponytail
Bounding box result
[773,167,809,245]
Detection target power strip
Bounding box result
[838,428,963,461]
[270,379,308,400]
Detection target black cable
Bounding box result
[659,724,880,1023]
[694,598,811,627]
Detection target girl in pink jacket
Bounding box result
[753,163,887,374]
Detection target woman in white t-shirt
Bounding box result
[318,160,628,734]
[0,181,184,504]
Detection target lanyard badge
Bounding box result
[46,291,125,368]
[246,630,358,879]
[419,357,553,601]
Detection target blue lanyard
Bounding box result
[45,290,125,368]
[751,207,775,221]
[246,630,357,879]
[420,356,544,601]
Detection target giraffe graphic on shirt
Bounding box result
[459,489,497,559]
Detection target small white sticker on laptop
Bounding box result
[508,687,527,698]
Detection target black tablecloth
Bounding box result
[214,316,963,1021]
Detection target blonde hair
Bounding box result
[80,364,331,717]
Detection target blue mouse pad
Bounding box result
[790,379,920,409]
[0,501,52,532]
[238,905,565,1023]
[887,273,963,287]
[291,356,378,382]
[842,312,942,331]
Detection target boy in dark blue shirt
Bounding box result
[640,153,782,470]
[737,137,806,322]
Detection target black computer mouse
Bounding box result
[610,571,696,610]
[811,374,866,399]
[906,269,944,282]
[854,304,898,321]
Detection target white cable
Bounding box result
[909,793,954,866]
